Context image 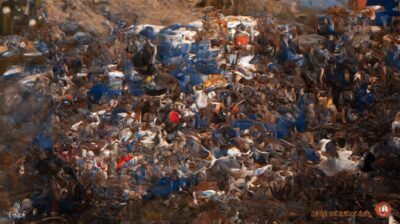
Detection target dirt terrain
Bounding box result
[45,0,204,36]
[45,0,302,36]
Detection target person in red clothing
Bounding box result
[234,23,250,48]
[169,110,182,124]
[163,109,183,143]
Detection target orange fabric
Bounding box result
[218,19,227,28]
[356,0,367,10]
[116,155,133,170]
[231,104,240,114]
[209,74,224,81]
[65,94,74,101]
[235,34,249,46]
[204,80,213,88]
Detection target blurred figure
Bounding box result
[0,0,15,35]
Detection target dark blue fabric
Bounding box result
[33,133,53,151]
[127,141,135,152]
[225,127,239,139]
[129,80,146,96]
[295,97,308,132]
[277,39,302,64]
[139,26,157,40]
[355,85,375,111]
[147,177,174,199]
[252,149,269,164]
[192,41,220,74]
[232,119,254,130]
[317,16,335,35]
[36,41,48,53]
[305,147,320,162]
[88,84,108,103]
[262,122,278,138]
[52,63,65,77]
[134,165,147,185]
[195,113,209,130]
[189,71,203,86]
[32,195,51,216]
[367,0,399,26]
[111,107,128,124]
[277,116,294,139]
[385,48,400,69]
[60,198,75,214]
[173,178,190,191]
[121,60,134,77]
[248,114,261,120]
[295,111,307,132]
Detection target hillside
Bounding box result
[45,0,204,36]
[45,0,318,36]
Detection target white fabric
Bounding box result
[194,89,209,109]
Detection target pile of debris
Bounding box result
[1,3,400,224]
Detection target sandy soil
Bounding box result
[45,0,204,36]
[44,0,307,36]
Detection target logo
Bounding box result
[375,202,392,218]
